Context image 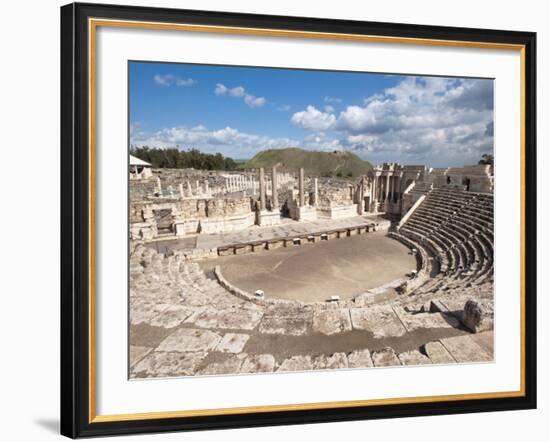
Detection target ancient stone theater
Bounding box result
[129,160,494,377]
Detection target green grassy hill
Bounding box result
[242,148,372,178]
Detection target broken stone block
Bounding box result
[397,350,432,366]
[239,354,276,373]
[312,308,352,335]
[462,299,493,333]
[347,349,374,368]
[215,333,250,354]
[423,341,456,364]
[312,352,349,370]
[371,347,401,367]
[277,355,313,372]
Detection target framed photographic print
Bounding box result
[60,2,537,438]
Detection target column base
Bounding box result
[257,210,282,226]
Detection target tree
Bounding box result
[478,154,494,166]
[130,146,239,171]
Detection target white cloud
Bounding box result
[214,83,228,96]
[324,105,335,113]
[244,94,266,108]
[131,125,297,158]
[324,96,342,103]
[333,77,494,166]
[153,74,196,87]
[291,105,336,131]
[228,86,245,97]
[214,83,266,108]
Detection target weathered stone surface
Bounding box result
[469,330,494,356]
[129,345,153,368]
[197,355,245,375]
[312,352,348,370]
[392,307,460,332]
[132,351,207,378]
[239,354,276,373]
[423,341,456,364]
[371,348,402,367]
[398,350,432,366]
[440,335,493,363]
[350,306,406,338]
[312,308,352,335]
[215,333,250,353]
[149,305,198,328]
[277,355,313,372]
[130,299,171,325]
[258,305,312,336]
[157,328,221,353]
[188,305,263,330]
[462,299,493,333]
[347,349,374,368]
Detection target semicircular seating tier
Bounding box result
[393,187,494,296]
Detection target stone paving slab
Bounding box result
[398,350,432,366]
[130,299,172,325]
[157,328,222,353]
[347,349,374,368]
[187,305,264,330]
[439,335,493,363]
[239,354,276,373]
[129,345,153,369]
[312,352,349,370]
[198,354,246,375]
[258,305,313,336]
[392,307,461,332]
[215,333,250,353]
[312,308,352,335]
[132,351,207,378]
[469,331,494,356]
[277,355,313,372]
[149,305,198,329]
[350,306,406,338]
[372,348,402,367]
[423,341,456,364]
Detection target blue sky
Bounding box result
[130,61,494,167]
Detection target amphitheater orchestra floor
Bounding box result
[199,232,416,303]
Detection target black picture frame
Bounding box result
[60,2,537,438]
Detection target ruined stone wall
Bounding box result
[129,196,254,240]
[130,178,157,201]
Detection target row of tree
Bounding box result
[130,146,238,170]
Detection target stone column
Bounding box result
[187,181,192,196]
[156,176,162,194]
[314,177,319,207]
[386,173,390,201]
[271,166,278,211]
[357,177,365,215]
[259,168,266,211]
[205,181,209,196]
[179,183,185,199]
[299,168,305,207]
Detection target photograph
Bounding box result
[128,62,495,379]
